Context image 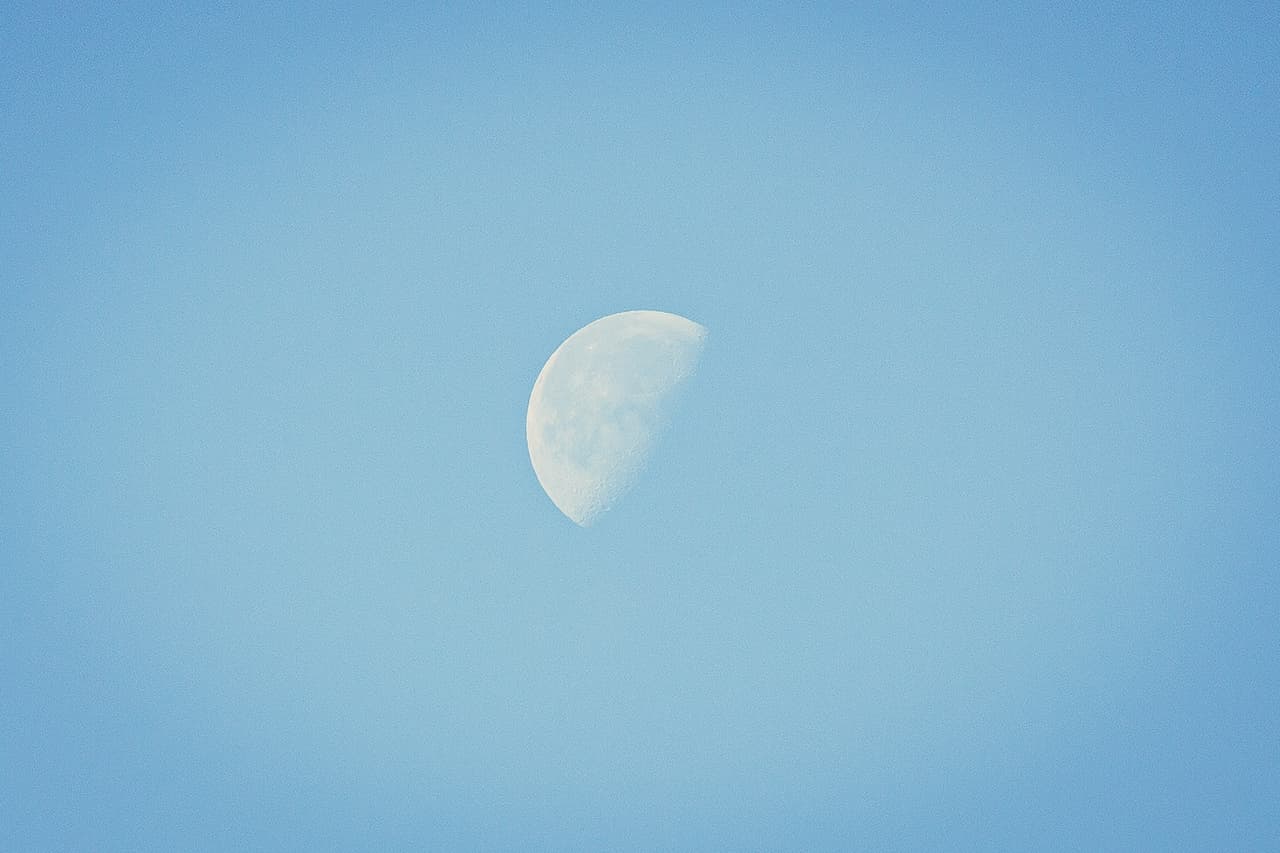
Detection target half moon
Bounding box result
[526,310,708,526]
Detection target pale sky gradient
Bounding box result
[3,3,1278,850]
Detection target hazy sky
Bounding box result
[4,4,1278,850]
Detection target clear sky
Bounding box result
[3,3,1277,850]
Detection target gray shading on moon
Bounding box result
[527,310,708,526]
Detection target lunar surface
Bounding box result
[526,310,707,526]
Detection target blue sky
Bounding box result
[3,3,1277,850]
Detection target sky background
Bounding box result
[3,3,1278,850]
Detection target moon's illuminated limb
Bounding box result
[526,310,707,526]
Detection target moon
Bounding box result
[526,310,708,526]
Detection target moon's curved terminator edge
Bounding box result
[526,310,707,526]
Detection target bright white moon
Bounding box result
[526,310,708,526]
